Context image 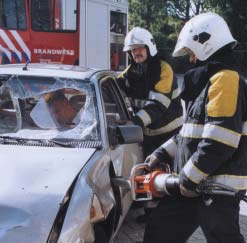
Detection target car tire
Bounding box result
[94,224,109,243]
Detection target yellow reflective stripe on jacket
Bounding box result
[161,138,177,159]
[184,159,247,189]
[210,174,247,190]
[154,61,173,93]
[207,70,239,117]
[183,159,209,184]
[136,109,151,126]
[202,124,241,148]
[180,123,242,147]
[179,123,204,138]
[149,90,170,108]
[144,116,183,136]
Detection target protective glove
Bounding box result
[144,153,161,171]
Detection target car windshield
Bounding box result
[0,75,100,142]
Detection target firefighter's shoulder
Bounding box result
[155,60,173,93]
[207,70,239,117]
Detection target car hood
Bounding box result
[0,145,96,243]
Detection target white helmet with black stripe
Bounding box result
[173,12,237,61]
[123,27,157,56]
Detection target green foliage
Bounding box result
[129,0,247,49]
[129,0,180,48]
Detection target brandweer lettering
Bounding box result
[34,49,75,56]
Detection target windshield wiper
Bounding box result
[0,136,74,148]
[48,139,75,148]
[0,136,26,144]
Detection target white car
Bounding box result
[0,64,144,243]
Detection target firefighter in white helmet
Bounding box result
[143,12,247,243]
[118,27,183,222]
[118,27,183,156]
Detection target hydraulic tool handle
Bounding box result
[130,164,153,201]
[130,163,176,201]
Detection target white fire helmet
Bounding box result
[123,27,157,56]
[172,12,237,61]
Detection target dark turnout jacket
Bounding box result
[117,54,183,154]
[155,57,247,191]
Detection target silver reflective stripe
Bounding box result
[149,91,170,108]
[131,98,146,109]
[209,175,247,190]
[183,158,208,184]
[144,116,183,136]
[161,138,177,158]
[202,124,241,148]
[172,88,180,99]
[179,123,204,138]
[242,121,247,135]
[136,109,151,126]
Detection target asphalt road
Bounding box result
[115,199,247,243]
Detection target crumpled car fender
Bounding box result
[57,151,115,243]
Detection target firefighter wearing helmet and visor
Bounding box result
[143,12,247,243]
[118,27,183,158]
[117,27,183,222]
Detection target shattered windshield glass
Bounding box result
[0,75,100,142]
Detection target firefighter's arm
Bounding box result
[145,135,178,170]
[180,70,242,192]
[135,61,179,126]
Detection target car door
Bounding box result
[100,76,144,211]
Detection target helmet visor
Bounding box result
[123,44,145,52]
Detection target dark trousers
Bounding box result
[144,194,245,243]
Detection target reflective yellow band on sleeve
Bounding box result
[149,91,171,108]
[183,159,208,184]
[202,124,241,148]
[179,123,204,138]
[144,116,183,136]
[136,109,151,126]
[161,138,177,158]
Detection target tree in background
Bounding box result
[129,0,247,47]
[129,0,247,74]
[128,0,180,48]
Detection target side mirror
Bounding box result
[108,124,143,146]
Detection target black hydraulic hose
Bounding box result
[164,175,247,202]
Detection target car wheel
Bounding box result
[94,224,109,243]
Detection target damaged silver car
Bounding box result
[0,64,144,243]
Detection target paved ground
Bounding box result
[115,198,247,243]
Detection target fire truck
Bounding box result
[0,0,128,70]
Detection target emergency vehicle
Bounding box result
[0,0,128,70]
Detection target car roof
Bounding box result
[0,63,105,80]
